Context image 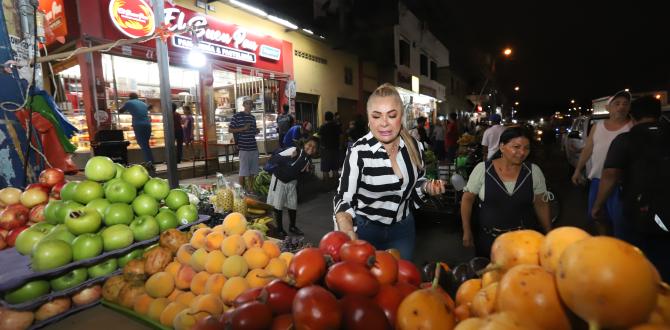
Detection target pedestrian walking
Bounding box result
[445,112,459,161]
[282,121,311,148]
[431,118,446,160]
[172,103,184,163]
[333,83,445,260]
[591,96,670,281]
[318,111,341,181]
[182,105,194,146]
[276,104,293,147]
[481,114,506,161]
[571,90,632,235]
[460,126,552,257]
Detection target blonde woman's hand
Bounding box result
[462,229,474,248]
[423,179,446,196]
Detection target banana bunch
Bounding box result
[248,216,274,235]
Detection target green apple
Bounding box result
[116,248,143,267]
[176,204,198,224]
[101,224,134,251]
[132,194,159,216]
[104,203,134,226]
[85,156,116,182]
[15,223,53,256]
[143,178,170,200]
[55,200,83,224]
[165,189,189,210]
[44,200,64,224]
[72,233,103,260]
[129,216,160,241]
[155,210,178,232]
[104,179,136,204]
[41,224,76,245]
[86,198,110,218]
[122,164,150,189]
[49,268,88,291]
[64,207,102,235]
[73,180,104,204]
[3,280,50,304]
[114,163,125,179]
[59,181,79,201]
[87,258,118,278]
[32,239,73,271]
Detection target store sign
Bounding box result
[163,6,282,63]
[108,0,156,38]
[39,0,68,45]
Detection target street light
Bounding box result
[503,48,512,56]
[514,101,519,106]
[570,99,575,104]
[514,86,519,91]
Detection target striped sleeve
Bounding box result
[333,146,361,219]
[412,141,428,206]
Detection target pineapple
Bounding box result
[217,188,234,212]
[233,197,247,215]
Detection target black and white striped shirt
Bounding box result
[334,132,427,225]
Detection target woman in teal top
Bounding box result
[460,126,552,257]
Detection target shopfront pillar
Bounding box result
[198,63,217,158]
[76,44,109,144]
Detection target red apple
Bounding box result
[50,182,66,200]
[20,188,49,208]
[0,236,6,250]
[6,225,29,246]
[39,168,65,187]
[0,204,30,230]
[29,204,47,223]
[25,183,51,194]
[0,229,9,239]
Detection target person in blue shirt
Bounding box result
[283,122,311,148]
[120,92,154,170]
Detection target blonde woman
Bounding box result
[333,83,446,259]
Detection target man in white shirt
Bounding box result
[481,114,506,160]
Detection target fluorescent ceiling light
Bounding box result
[302,28,314,35]
[230,0,268,17]
[319,35,325,39]
[268,15,298,29]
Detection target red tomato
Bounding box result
[340,295,392,330]
[231,301,273,330]
[325,261,380,297]
[374,284,404,326]
[319,231,351,262]
[339,240,376,267]
[371,251,398,285]
[264,279,298,315]
[232,287,263,307]
[397,259,422,286]
[395,282,419,300]
[292,285,342,330]
[271,314,294,330]
[287,248,326,288]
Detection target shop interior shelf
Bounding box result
[30,300,101,330]
[0,270,121,311]
[0,215,210,293]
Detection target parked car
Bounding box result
[561,114,608,174]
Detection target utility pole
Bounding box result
[152,0,179,188]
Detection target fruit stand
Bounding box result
[0,157,210,330]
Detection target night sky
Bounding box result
[250,0,670,116]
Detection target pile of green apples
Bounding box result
[15,156,199,273]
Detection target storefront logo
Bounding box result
[108,0,156,38]
[173,35,256,63]
[259,45,281,61]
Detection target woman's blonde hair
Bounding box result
[367,83,423,170]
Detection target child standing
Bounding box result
[266,137,319,237]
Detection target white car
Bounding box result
[561,114,608,174]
